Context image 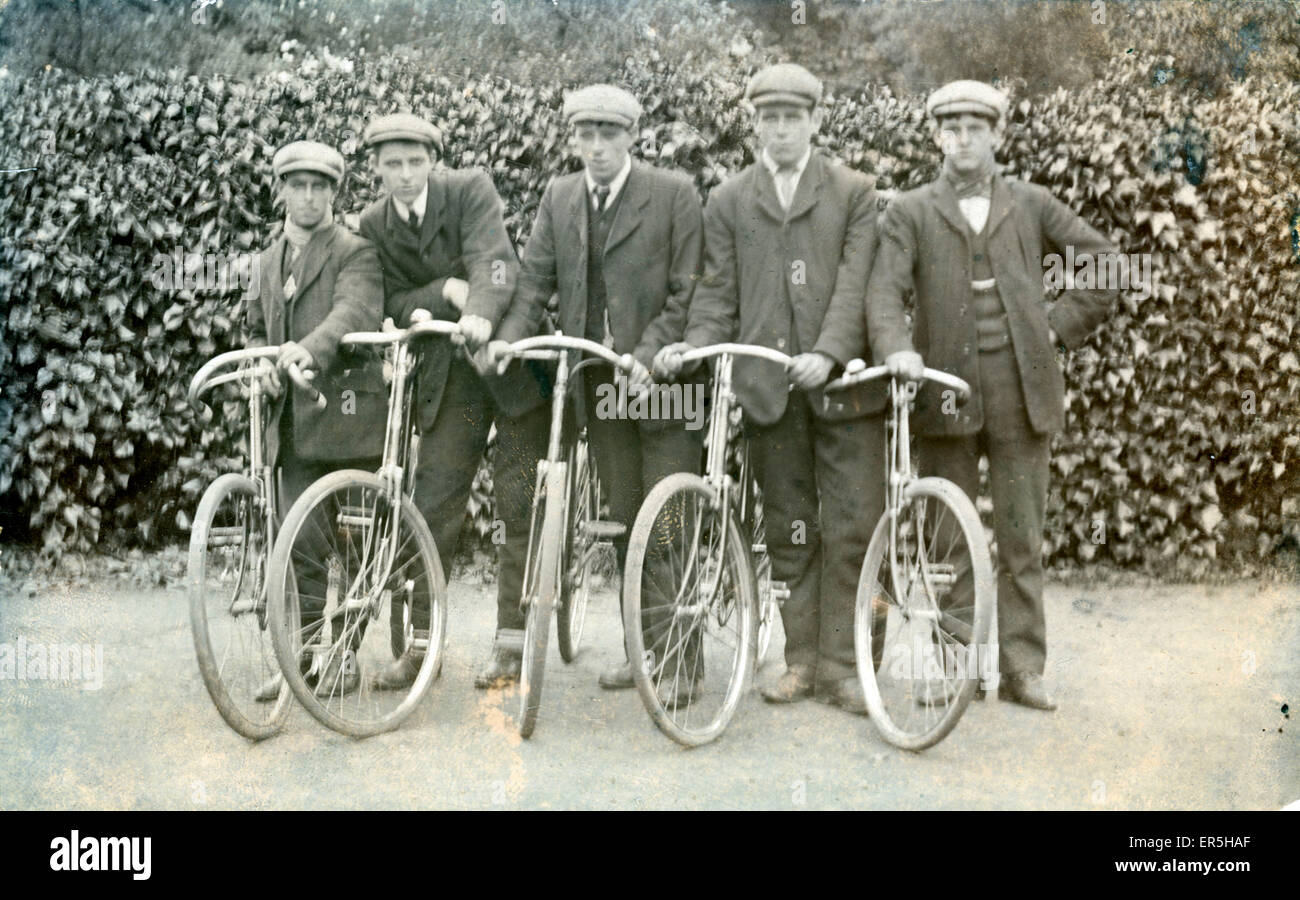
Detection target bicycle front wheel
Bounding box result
[855,476,994,750]
[189,473,290,740]
[624,472,756,747]
[519,461,566,738]
[267,469,447,738]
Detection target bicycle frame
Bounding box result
[330,318,461,657]
[188,346,290,616]
[503,333,632,606]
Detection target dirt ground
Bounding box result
[0,569,1295,810]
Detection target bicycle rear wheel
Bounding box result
[556,439,596,663]
[855,477,994,750]
[267,469,446,738]
[189,473,290,740]
[624,472,756,747]
[519,461,566,738]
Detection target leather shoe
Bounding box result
[998,673,1057,710]
[814,675,868,716]
[372,651,421,692]
[253,673,284,703]
[598,660,635,690]
[760,664,815,703]
[913,679,987,706]
[312,650,360,699]
[474,647,523,689]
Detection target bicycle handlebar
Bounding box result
[189,347,325,409]
[825,361,972,401]
[677,343,794,368]
[500,334,633,372]
[341,317,461,347]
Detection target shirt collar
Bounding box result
[585,155,632,207]
[761,146,812,181]
[392,183,429,223]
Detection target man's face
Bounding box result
[374,141,434,206]
[281,172,336,229]
[572,120,635,185]
[754,103,820,167]
[935,113,1000,175]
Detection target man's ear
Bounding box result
[810,107,825,130]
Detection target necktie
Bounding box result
[593,185,610,214]
[407,210,421,238]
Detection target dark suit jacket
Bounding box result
[868,174,1117,436]
[495,161,705,424]
[245,223,386,469]
[358,169,546,426]
[683,152,884,425]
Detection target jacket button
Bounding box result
[777,339,786,349]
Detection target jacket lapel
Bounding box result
[784,153,826,222]
[385,194,422,255]
[566,175,589,265]
[984,174,1014,240]
[419,174,444,253]
[753,163,787,224]
[264,241,287,343]
[293,224,334,299]
[933,176,973,238]
[603,162,648,255]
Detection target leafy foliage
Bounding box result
[0,48,1297,575]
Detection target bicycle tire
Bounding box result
[519,461,566,738]
[855,476,994,750]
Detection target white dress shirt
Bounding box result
[761,146,812,210]
[392,183,429,224]
[585,155,632,211]
[958,196,991,234]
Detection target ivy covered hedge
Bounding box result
[1,53,1297,574]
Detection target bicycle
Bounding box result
[264,317,456,737]
[497,333,629,738]
[825,362,995,750]
[186,347,321,740]
[622,343,792,747]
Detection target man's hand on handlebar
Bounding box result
[454,314,493,353]
[256,359,282,397]
[442,277,469,312]
[653,342,698,379]
[277,340,315,374]
[622,354,653,390]
[789,352,836,391]
[885,350,925,382]
[484,339,513,375]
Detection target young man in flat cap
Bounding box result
[357,113,548,691]
[485,84,705,698]
[868,80,1118,710]
[247,140,386,699]
[657,63,885,715]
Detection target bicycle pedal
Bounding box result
[582,520,626,540]
[770,581,791,602]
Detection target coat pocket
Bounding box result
[294,353,389,462]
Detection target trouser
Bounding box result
[918,343,1051,677]
[748,391,886,684]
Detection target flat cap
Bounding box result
[745,63,822,108]
[363,113,443,152]
[927,80,1009,123]
[563,84,642,128]
[272,140,345,183]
